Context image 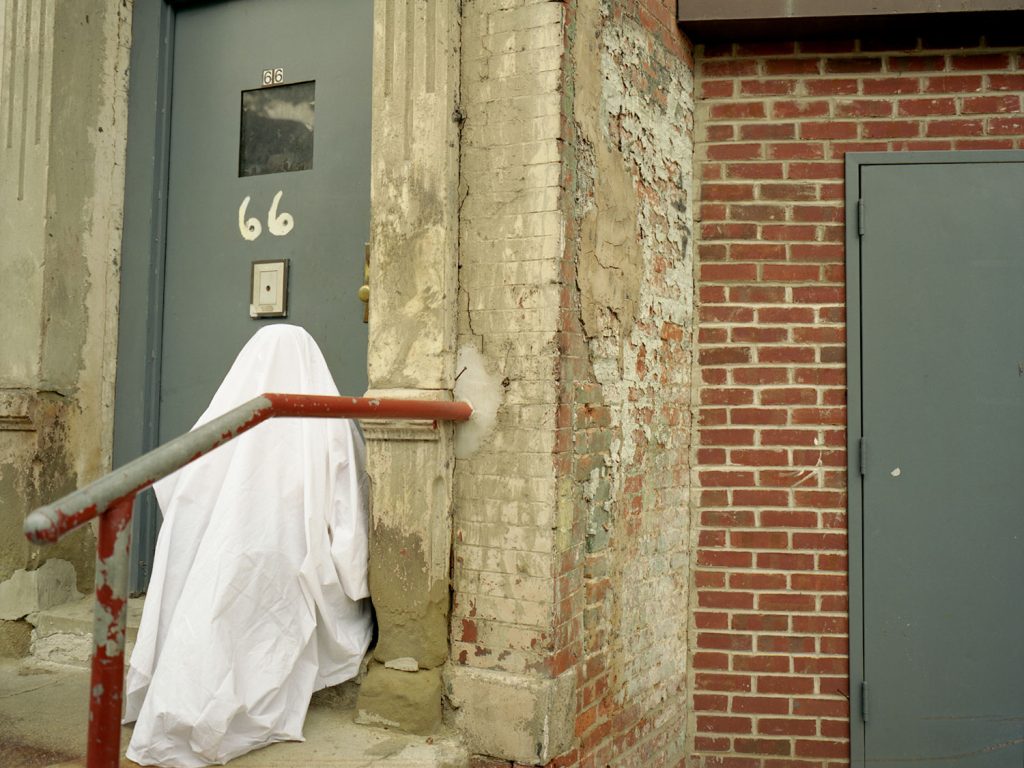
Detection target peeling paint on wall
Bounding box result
[0,0,132,603]
[563,0,695,765]
[578,139,643,350]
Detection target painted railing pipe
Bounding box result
[22,393,472,768]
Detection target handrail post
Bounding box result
[87,493,134,768]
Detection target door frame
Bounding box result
[844,149,1024,765]
[113,0,181,591]
[116,0,381,591]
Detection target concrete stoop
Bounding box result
[26,596,145,667]
[1,598,470,768]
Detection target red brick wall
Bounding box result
[691,38,1024,767]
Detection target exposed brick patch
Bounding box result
[692,37,1024,767]
[562,0,694,766]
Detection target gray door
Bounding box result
[858,159,1024,766]
[160,0,371,442]
[128,0,371,589]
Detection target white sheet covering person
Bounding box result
[124,325,373,767]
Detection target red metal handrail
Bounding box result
[22,393,472,768]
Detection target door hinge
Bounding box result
[859,436,866,476]
[857,199,866,236]
[861,680,869,722]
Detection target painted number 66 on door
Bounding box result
[238,191,294,241]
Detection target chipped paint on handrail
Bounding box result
[24,394,472,544]
[21,393,472,768]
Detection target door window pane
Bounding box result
[239,81,315,177]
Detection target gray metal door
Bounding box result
[127,0,371,589]
[160,0,371,442]
[857,158,1024,766]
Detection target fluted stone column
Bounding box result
[355,0,460,734]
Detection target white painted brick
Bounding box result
[457,520,556,555]
[465,159,562,192]
[455,591,553,627]
[462,187,561,218]
[456,0,566,692]
[459,239,563,264]
[453,496,556,528]
[463,139,561,173]
[485,3,563,35]
[464,283,560,312]
[464,71,563,104]
[466,308,559,334]
[452,619,554,654]
[463,209,563,240]
[449,643,539,674]
[480,45,564,79]
[474,331,559,355]
[499,380,560,406]
[460,259,560,288]
[457,474,556,505]
[454,544,553,578]
[471,0,539,12]
[471,362,560,388]
[474,26,566,59]
[494,402,559,427]
[458,569,554,604]
[463,93,562,123]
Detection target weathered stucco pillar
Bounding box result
[355,0,461,734]
[0,0,130,650]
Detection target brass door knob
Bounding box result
[360,242,370,323]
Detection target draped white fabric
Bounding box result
[124,325,372,767]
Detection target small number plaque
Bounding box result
[261,67,284,87]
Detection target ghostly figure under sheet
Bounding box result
[124,325,373,768]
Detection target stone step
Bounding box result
[26,595,144,667]
[14,599,471,765]
[25,596,370,712]
[0,657,470,767]
[0,559,82,621]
